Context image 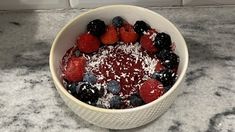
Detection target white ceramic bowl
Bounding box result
[49,5,188,129]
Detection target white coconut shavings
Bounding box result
[150,90,155,94]
[158,84,164,89]
[96,93,114,108]
[131,77,134,81]
[84,42,160,107]
[93,82,102,90]
[149,32,157,42]
[120,73,126,78]
[143,31,150,35]
[143,55,158,75]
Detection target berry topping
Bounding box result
[74,49,81,57]
[63,56,86,82]
[87,19,106,36]
[157,49,179,69]
[154,32,172,50]
[155,60,165,72]
[98,86,105,97]
[129,94,144,107]
[77,33,100,53]
[153,69,177,89]
[67,82,78,95]
[139,79,164,103]
[83,72,97,85]
[110,95,122,109]
[134,21,150,35]
[112,16,124,28]
[77,83,99,105]
[140,30,158,53]
[120,24,138,44]
[61,18,180,109]
[107,80,121,94]
[100,25,118,45]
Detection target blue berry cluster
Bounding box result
[107,80,121,94]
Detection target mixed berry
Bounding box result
[61,16,179,109]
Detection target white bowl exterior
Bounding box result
[55,79,184,129]
[50,5,188,129]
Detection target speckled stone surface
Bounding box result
[0,6,234,132]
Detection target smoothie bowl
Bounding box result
[49,5,188,129]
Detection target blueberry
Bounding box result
[77,83,99,105]
[87,19,106,36]
[83,72,97,84]
[129,94,144,107]
[110,95,122,109]
[67,82,77,95]
[157,49,179,69]
[154,32,172,50]
[152,72,161,80]
[112,16,124,28]
[164,85,172,91]
[134,21,150,35]
[74,49,81,57]
[154,69,177,88]
[107,80,121,94]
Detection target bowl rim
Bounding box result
[49,5,189,113]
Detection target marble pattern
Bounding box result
[0,6,234,132]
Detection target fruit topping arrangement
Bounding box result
[61,16,179,109]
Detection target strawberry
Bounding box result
[100,25,118,45]
[140,29,158,53]
[119,24,138,44]
[77,33,100,53]
[155,60,165,72]
[63,56,86,82]
[139,79,164,103]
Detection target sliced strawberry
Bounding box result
[120,24,138,44]
[77,33,100,53]
[63,56,86,82]
[139,79,164,103]
[140,29,158,53]
[100,25,118,45]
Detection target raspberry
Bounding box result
[140,30,158,53]
[63,56,86,82]
[87,19,106,36]
[77,33,100,53]
[100,25,118,45]
[120,24,138,44]
[155,60,165,72]
[139,79,164,103]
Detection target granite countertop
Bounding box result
[0,6,234,132]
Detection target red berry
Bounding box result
[140,30,158,53]
[139,79,164,103]
[120,24,138,44]
[100,25,118,45]
[63,56,86,82]
[77,33,100,53]
[155,60,165,72]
